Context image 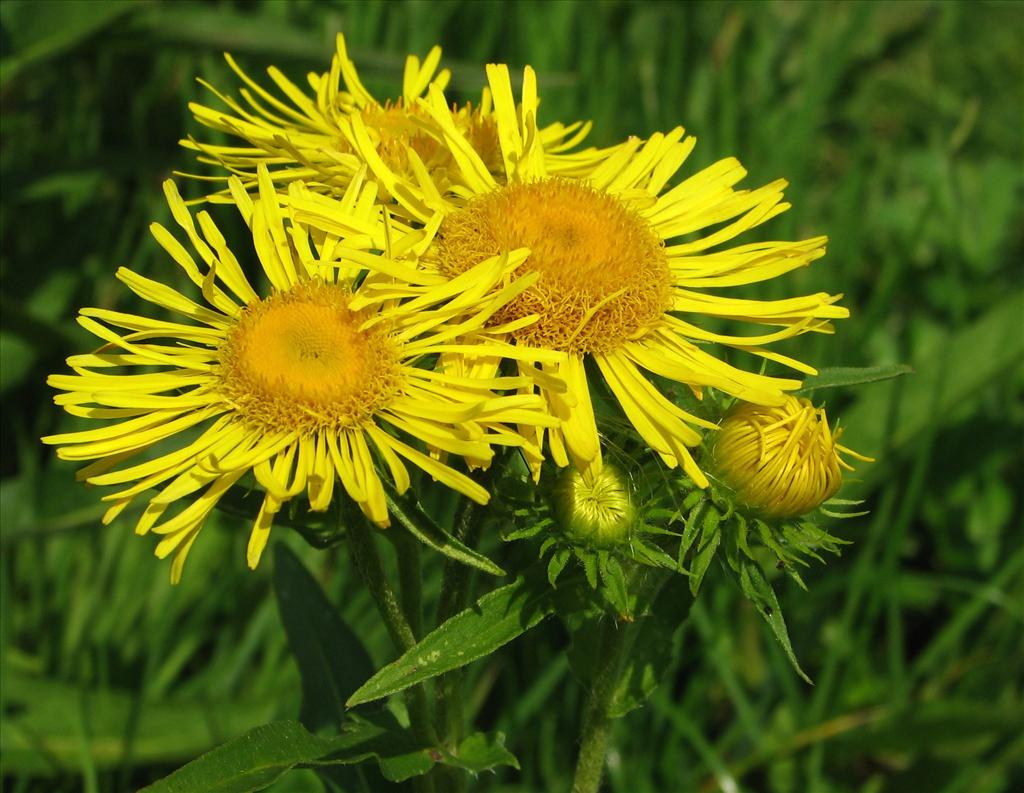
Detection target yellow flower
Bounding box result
[711,396,872,518]
[183,34,598,209]
[324,64,849,487]
[43,167,561,583]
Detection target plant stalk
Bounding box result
[391,529,424,640]
[571,567,674,793]
[346,515,438,759]
[570,616,633,793]
[431,494,489,793]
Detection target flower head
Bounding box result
[43,167,560,582]
[552,464,636,548]
[183,35,598,210]
[711,396,872,518]
[319,63,848,487]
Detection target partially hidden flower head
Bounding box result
[183,34,600,210]
[315,63,849,487]
[43,166,562,583]
[711,395,873,519]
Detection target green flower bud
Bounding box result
[552,464,635,548]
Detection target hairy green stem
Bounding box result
[346,516,438,763]
[571,568,674,793]
[570,617,633,793]
[434,452,509,748]
[432,495,488,793]
[391,529,424,640]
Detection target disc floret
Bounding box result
[435,178,671,354]
[218,280,402,434]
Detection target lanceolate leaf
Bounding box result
[737,560,812,684]
[347,573,557,706]
[547,546,571,585]
[599,553,631,617]
[383,485,506,576]
[689,506,722,597]
[140,714,497,791]
[273,544,376,730]
[137,720,350,793]
[796,364,913,393]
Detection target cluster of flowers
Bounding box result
[45,36,866,583]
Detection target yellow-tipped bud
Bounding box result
[552,464,635,548]
[712,396,872,519]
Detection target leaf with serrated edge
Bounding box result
[347,574,556,706]
[689,507,722,596]
[738,560,811,683]
[548,547,571,586]
[599,553,631,616]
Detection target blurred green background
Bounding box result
[2,1,1022,791]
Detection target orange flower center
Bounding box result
[434,178,671,354]
[218,280,401,433]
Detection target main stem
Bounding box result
[570,617,633,793]
[391,529,424,640]
[429,495,488,793]
[346,516,437,752]
[434,495,486,747]
[571,568,673,793]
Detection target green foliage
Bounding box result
[3,1,1022,791]
[382,485,506,577]
[273,543,375,732]
[137,720,354,793]
[137,715,470,791]
[348,571,558,706]
[796,364,914,393]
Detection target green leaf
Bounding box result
[342,717,435,781]
[140,713,460,791]
[347,573,556,706]
[796,364,913,393]
[315,711,433,782]
[678,498,707,566]
[384,486,506,576]
[502,518,551,542]
[138,721,347,793]
[629,538,680,571]
[737,560,811,684]
[547,547,571,586]
[689,506,722,597]
[598,553,631,617]
[273,543,375,729]
[608,576,692,718]
[578,547,599,588]
[441,732,520,774]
